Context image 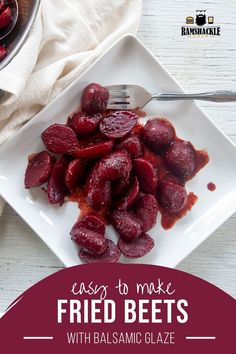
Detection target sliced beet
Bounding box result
[141,118,175,152]
[112,175,130,197]
[74,229,107,255]
[164,174,183,186]
[71,229,106,255]
[100,111,138,139]
[77,214,105,235]
[0,44,7,61]
[134,158,157,195]
[116,176,139,210]
[0,6,11,30]
[65,159,85,193]
[86,169,111,210]
[158,180,187,214]
[41,124,79,153]
[86,180,111,210]
[87,151,133,208]
[79,240,121,263]
[24,151,54,189]
[70,214,106,255]
[111,210,142,242]
[47,156,68,205]
[118,232,154,258]
[165,140,196,179]
[97,151,132,181]
[73,140,114,159]
[81,83,109,114]
[68,112,102,137]
[76,131,105,146]
[115,136,142,158]
[133,194,158,232]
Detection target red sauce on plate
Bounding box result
[207,182,216,192]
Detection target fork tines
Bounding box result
[106,85,131,110]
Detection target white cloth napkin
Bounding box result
[0,0,141,216]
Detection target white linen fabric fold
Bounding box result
[0,0,141,216]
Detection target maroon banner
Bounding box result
[0,264,235,353]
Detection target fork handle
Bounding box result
[152,90,236,102]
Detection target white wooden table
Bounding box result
[0,0,236,312]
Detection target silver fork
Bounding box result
[106,84,236,110]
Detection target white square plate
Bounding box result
[1,35,236,268]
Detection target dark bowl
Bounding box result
[0,0,41,71]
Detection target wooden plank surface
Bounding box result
[0,0,236,312]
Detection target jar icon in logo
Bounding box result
[208,16,214,24]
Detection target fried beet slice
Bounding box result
[41,124,79,153]
[141,118,175,152]
[24,151,54,189]
[73,230,107,255]
[75,131,104,146]
[116,176,139,210]
[76,214,105,235]
[0,6,11,30]
[133,194,158,232]
[73,140,114,159]
[86,168,111,210]
[97,151,132,181]
[100,111,138,139]
[164,174,183,186]
[118,232,154,258]
[112,175,130,197]
[115,136,142,159]
[165,140,196,179]
[79,240,121,263]
[86,180,111,210]
[65,159,85,193]
[111,210,142,242]
[81,83,109,114]
[68,112,102,137]
[134,158,157,195]
[0,44,7,61]
[158,180,187,214]
[70,215,106,255]
[47,156,68,205]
